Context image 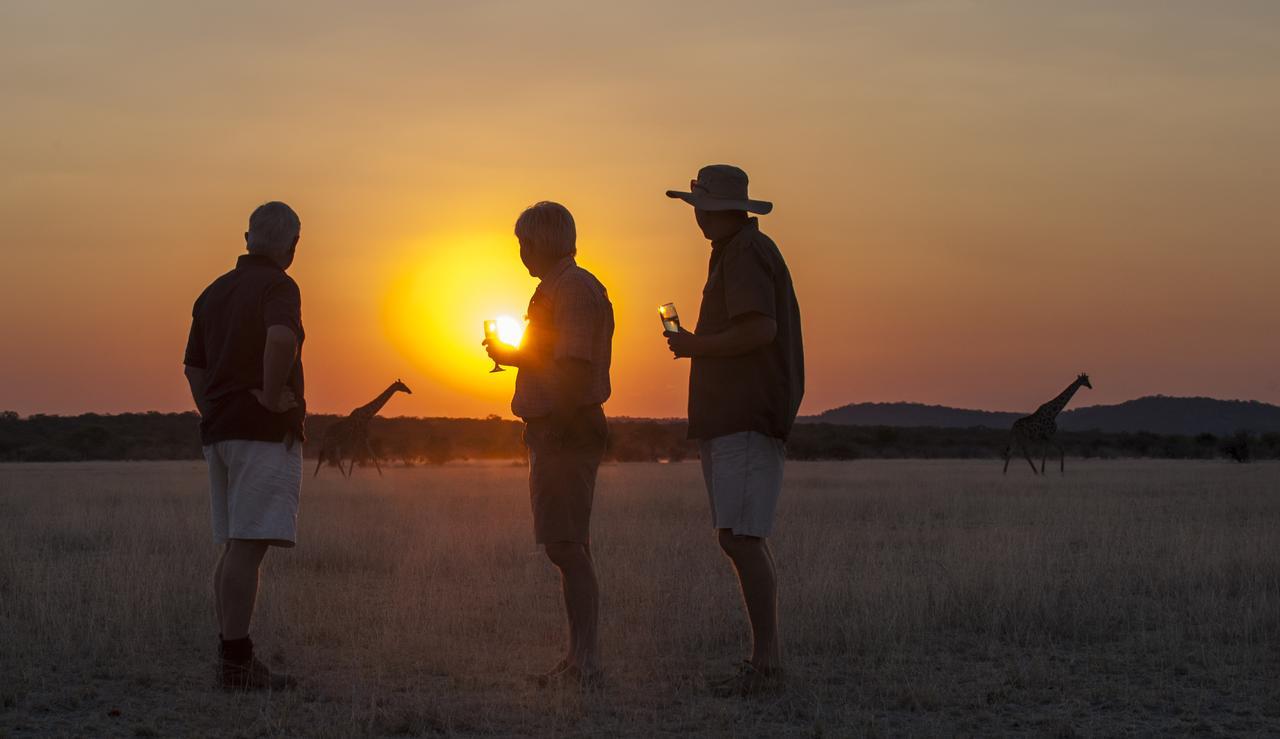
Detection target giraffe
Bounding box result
[314,379,412,478]
[1003,373,1093,476]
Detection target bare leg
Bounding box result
[718,530,781,670]
[213,542,230,633]
[218,539,270,640]
[544,541,600,672]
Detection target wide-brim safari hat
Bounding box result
[666,164,773,215]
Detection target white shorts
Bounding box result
[699,431,785,538]
[204,440,303,548]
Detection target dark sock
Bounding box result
[221,636,253,662]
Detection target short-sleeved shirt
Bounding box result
[184,254,306,445]
[689,218,804,441]
[512,257,614,420]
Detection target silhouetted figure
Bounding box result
[484,201,614,688]
[183,201,305,691]
[1003,373,1093,475]
[664,165,804,696]
[314,379,412,477]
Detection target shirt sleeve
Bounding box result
[721,242,776,321]
[262,278,303,338]
[553,275,599,362]
[183,300,206,368]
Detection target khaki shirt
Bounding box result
[512,257,614,419]
[689,219,804,440]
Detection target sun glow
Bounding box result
[382,230,536,403]
[493,315,525,347]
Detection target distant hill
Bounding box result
[808,403,1020,429]
[808,396,1280,436]
[1057,396,1280,435]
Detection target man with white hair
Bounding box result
[485,201,614,688]
[183,201,305,691]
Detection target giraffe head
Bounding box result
[392,378,413,395]
[1078,373,1092,389]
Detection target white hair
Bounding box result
[514,201,576,261]
[246,201,300,256]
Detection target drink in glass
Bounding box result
[659,303,680,333]
[483,319,505,373]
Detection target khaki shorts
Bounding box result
[204,439,303,548]
[700,431,785,538]
[524,405,608,545]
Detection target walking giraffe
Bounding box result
[314,379,412,478]
[1003,373,1093,476]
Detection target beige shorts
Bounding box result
[700,431,785,538]
[204,439,303,548]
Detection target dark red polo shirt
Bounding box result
[184,254,306,445]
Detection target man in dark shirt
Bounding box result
[665,165,804,696]
[183,201,305,691]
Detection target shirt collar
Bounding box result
[538,256,576,285]
[237,253,283,270]
[711,217,759,251]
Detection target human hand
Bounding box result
[482,338,520,368]
[251,387,298,414]
[664,327,699,359]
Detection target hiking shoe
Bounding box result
[708,660,785,698]
[221,656,298,692]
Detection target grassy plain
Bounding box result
[1,460,1278,737]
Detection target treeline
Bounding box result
[2,410,1279,464]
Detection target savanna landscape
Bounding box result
[5,3,1280,738]
[3,459,1277,737]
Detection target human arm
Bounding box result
[664,313,776,358]
[184,365,212,418]
[252,279,302,413]
[483,338,525,368]
[666,240,778,359]
[250,325,299,413]
[182,310,213,417]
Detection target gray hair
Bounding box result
[514,201,576,261]
[246,201,301,256]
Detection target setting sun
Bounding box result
[381,229,536,404]
[493,315,525,347]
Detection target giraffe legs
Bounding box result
[1020,440,1039,475]
[1055,442,1066,474]
[364,437,383,476]
[313,449,326,478]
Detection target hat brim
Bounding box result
[665,190,773,215]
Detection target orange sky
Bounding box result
[2,2,1278,419]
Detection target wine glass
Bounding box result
[483,319,505,373]
[659,302,680,333]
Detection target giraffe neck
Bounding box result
[352,383,400,419]
[1037,379,1083,420]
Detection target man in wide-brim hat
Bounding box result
[663,164,805,697]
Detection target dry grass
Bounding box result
[1,460,1278,737]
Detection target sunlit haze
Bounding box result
[2,2,1278,418]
